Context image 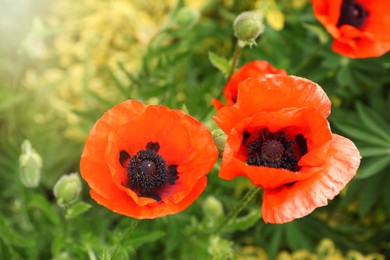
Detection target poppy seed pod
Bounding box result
[54,173,82,207]
[233,11,264,46]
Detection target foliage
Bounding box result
[0,0,389,259]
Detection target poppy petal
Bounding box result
[218,107,332,189]
[81,100,218,218]
[215,75,331,133]
[311,0,390,58]
[80,100,146,199]
[262,134,361,224]
[90,176,207,219]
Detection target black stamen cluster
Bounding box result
[119,142,179,201]
[245,129,307,172]
[337,0,368,28]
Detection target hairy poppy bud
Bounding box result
[19,140,42,188]
[171,7,200,30]
[212,129,227,156]
[202,196,224,221]
[233,11,264,47]
[54,173,82,207]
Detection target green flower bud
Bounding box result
[212,129,227,156]
[19,140,42,188]
[171,7,200,30]
[53,173,82,207]
[208,236,234,260]
[202,196,224,221]
[233,11,265,47]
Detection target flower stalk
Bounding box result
[213,186,261,235]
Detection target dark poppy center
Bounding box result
[244,129,308,172]
[261,140,284,161]
[119,142,178,201]
[128,149,168,195]
[337,0,368,28]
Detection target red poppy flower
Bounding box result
[212,60,287,110]
[311,0,390,58]
[214,74,361,223]
[80,100,218,219]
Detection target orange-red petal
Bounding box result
[80,100,146,199]
[311,0,390,58]
[218,107,332,189]
[215,75,331,134]
[80,100,218,218]
[213,60,286,110]
[262,134,361,223]
[90,177,208,219]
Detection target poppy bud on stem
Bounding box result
[227,11,265,81]
[233,11,265,48]
[19,140,42,188]
[212,129,227,157]
[203,196,224,222]
[54,173,82,208]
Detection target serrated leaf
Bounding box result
[65,201,91,219]
[208,51,232,77]
[357,156,390,179]
[355,102,390,142]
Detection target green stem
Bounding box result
[213,186,261,235]
[227,42,242,82]
[200,41,242,121]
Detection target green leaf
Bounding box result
[355,102,390,142]
[224,210,261,232]
[302,23,329,44]
[29,194,60,224]
[332,121,389,147]
[269,226,283,259]
[358,146,390,157]
[0,238,13,260]
[358,174,382,216]
[285,222,313,251]
[357,156,390,179]
[208,51,232,77]
[106,66,131,99]
[65,201,91,219]
[99,249,112,260]
[125,230,165,248]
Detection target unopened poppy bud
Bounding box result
[212,129,227,156]
[202,196,224,221]
[54,173,82,207]
[19,140,42,188]
[171,7,200,30]
[233,11,264,47]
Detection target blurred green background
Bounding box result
[1,0,390,259]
